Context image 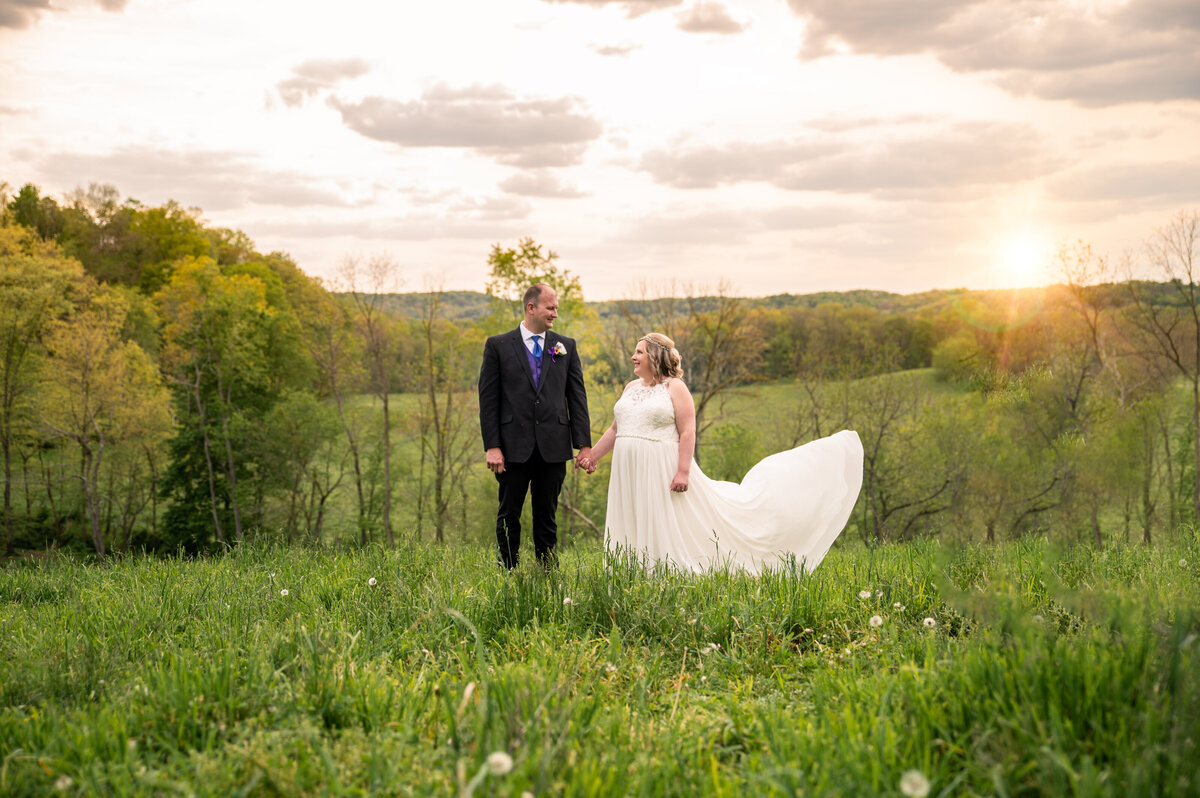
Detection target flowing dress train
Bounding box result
[604,380,863,574]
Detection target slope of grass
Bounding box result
[1,537,1197,796]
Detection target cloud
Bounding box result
[0,0,48,29]
[675,1,747,35]
[591,42,640,57]
[498,170,588,198]
[449,193,533,221]
[35,147,356,212]
[1048,161,1200,203]
[0,0,125,29]
[274,58,372,108]
[785,0,1200,106]
[244,193,532,242]
[638,121,1056,199]
[617,201,860,249]
[539,0,683,18]
[329,83,603,165]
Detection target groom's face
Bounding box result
[525,290,559,333]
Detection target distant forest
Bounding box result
[2,180,1198,558]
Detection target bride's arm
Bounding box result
[667,379,696,492]
[579,381,636,470]
[587,422,617,464]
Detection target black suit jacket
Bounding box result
[478,328,591,463]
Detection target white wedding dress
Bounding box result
[604,380,863,575]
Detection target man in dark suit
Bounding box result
[478,284,592,569]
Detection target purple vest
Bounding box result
[526,341,543,388]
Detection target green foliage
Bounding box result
[0,539,1195,795]
[484,237,586,335]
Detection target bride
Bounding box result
[577,333,863,575]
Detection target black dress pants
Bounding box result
[494,448,566,569]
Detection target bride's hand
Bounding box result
[670,472,689,493]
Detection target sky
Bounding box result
[1,0,1198,300]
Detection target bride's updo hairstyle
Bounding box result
[640,333,684,381]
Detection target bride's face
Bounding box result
[632,340,654,381]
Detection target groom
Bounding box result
[478,284,592,569]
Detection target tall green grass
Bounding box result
[1,537,1197,796]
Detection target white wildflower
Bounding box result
[486,751,514,775]
[922,617,936,628]
[562,597,573,606]
[280,589,289,597]
[869,615,883,628]
[899,768,931,797]
[858,589,872,600]
[893,602,904,610]
[54,776,73,791]
[368,577,377,587]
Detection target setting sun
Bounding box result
[1000,236,1048,287]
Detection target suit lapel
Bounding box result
[539,332,560,393]
[509,329,537,391]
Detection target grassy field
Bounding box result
[2,536,1198,796]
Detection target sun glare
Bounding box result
[1000,236,1046,288]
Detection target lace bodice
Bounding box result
[614,381,678,444]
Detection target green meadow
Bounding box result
[2,537,1197,796]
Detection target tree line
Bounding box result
[2,180,1197,556]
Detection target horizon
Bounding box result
[3,0,1197,299]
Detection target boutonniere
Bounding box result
[551,342,567,361]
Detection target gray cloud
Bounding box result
[329,84,602,165]
[675,1,747,35]
[275,58,372,108]
[498,170,588,198]
[785,0,1200,105]
[36,147,356,212]
[639,121,1056,199]
[540,0,683,18]
[1048,161,1200,203]
[0,0,47,28]
[0,0,126,29]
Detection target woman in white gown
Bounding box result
[579,333,863,575]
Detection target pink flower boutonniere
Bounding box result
[551,342,567,361]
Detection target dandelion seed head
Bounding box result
[368,577,377,587]
[562,597,573,606]
[1180,558,1188,567]
[899,769,931,797]
[1033,614,1045,623]
[487,751,514,775]
[54,776,73,791]
[605,663,618,674]
[280,589,289,597]
[923,617,936,628]
[869,615,883,628]
[893,602,904,610]
[858,589,872,599]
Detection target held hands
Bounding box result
[670,471,689,493]
[574,447,597,474]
